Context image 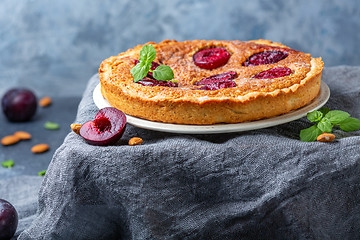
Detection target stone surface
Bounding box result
[0,97,80,178]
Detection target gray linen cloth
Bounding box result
[14,66,360,239]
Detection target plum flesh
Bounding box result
[80,107,126,146]
[137,78,178,87]
[194,71,238,85]
[193,48,231,70]
[254,67,292,79]
[244,51,288,67]
[195,71,237,90]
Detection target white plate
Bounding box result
[93,82,330,134]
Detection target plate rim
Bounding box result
[93,81,330,134]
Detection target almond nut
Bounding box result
[317,133,335,142]
[39,96,52,107]
[71,123,82,135]
[1,135,20,146]
[31,144,50,153]
[128,137,143,146]
[14,131,32,140]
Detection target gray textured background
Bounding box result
[0,0,359,98]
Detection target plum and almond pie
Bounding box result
[99,39,324,125]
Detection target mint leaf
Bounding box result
[1,159,14,168]
[317,118,332,133]
[38,170,46,176]
[131,44,175,83]
[139,44,156,63]
[319,107,330,116]
[153,65,174,81]
[131,44,156,82]
[339,117,360,132]
[300,125,322,142]
[130,61,151,82]
[44,121,60,130]
[325,110,350,125]
[307,110,323,123]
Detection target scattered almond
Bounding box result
[31,144,50,153]
[1,135,20,146]
[14,131,32,140]
[70,123,82,135]
[128,137,143,146]
[39,96,52,107]
[317,133,335,142]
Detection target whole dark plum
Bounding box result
[1,88,37,122]
[0,199,18,240]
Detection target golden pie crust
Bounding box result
[99,39,324,125]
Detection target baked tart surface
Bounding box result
[99,39,324,125]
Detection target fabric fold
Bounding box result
[17,66,360,240]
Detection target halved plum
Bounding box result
[244,50,288,67]
[194,71,238,85]
[198,80,237,91]
[253,67,292,79]
[137,78,178,87]
[195,71,237,90]
[80,107,126,146]
[193,48,230,69]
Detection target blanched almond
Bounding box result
[70,123,82,135]
[1,135,20,146]
[317,133,335,142]
[39,96,52,107]
[31,144,50,153]
[128,137,143,146]
[14,131,32,140]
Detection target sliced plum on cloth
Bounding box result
[80,107,126,146]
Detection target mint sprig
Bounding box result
[340,117,360,132]
[300,108,360,142]
[152,65,174,81]
[130,44,174,82]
